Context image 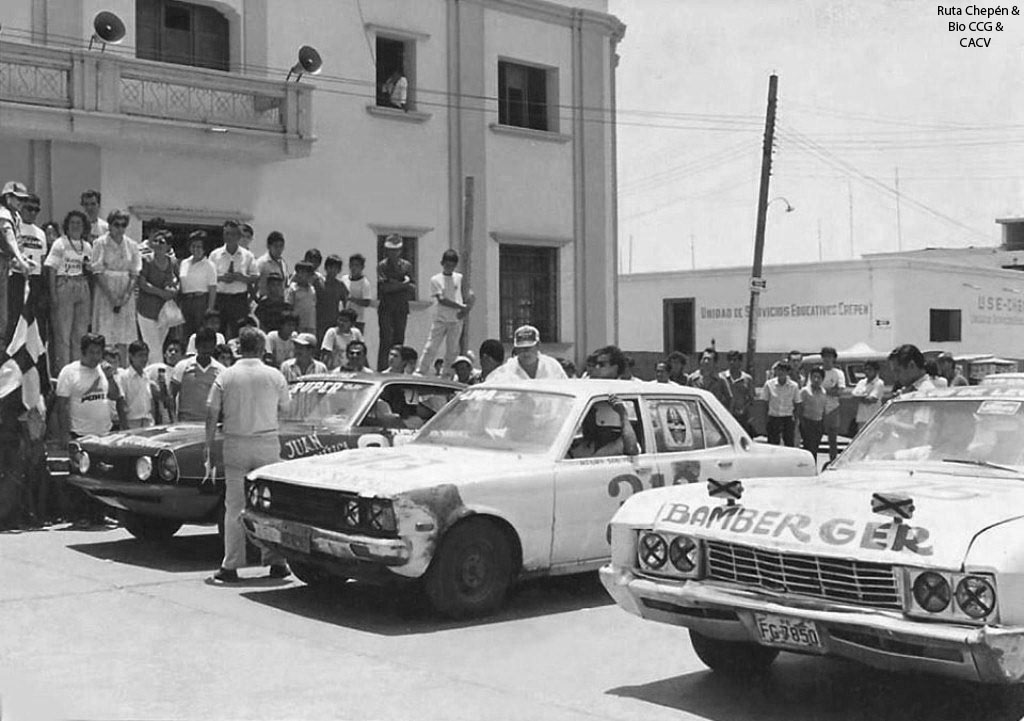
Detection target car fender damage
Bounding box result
[973,627,1024,683]
[394,484,469,575]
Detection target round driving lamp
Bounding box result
[156,450,178,482]
[247,482,260,509]
[668,536,698,573]
[76,450,91,475]
[260,484,272,511]
[638,532,668,570]
[913,571,951,613]
[955,576,996,619]
[135,456,153,481]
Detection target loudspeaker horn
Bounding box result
[89,11,126,51]
[287,46,322,82]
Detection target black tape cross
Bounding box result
[707,478,744,501]
[871,492,915,520]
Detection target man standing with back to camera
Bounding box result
[206,326,290,583]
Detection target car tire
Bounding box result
[424,518,513,619]
[120,512,183,542]
[290,560,347,589]
[690,630,779,676]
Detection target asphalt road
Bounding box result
[3,524,1024,721]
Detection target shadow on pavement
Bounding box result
[607,653,1024,721]
[68,532,222,573]
[241,572,613,636]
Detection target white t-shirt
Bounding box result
[821,366,846,414]
[342,274,372,321]
[16,224,47,276]
[852,376,885,423]
[321,326,364,369]
[186,332,226,355]
[116,367,154,423]
[56,361,112,436]
[209,245,255,295]
[44,237,93,277]
[430,271,464,323]
[485,353,568,383]
[89,217,108,242]
[179,257,218,294]
[267,330,296,366]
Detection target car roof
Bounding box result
[899,385,1024,401]
[290,372,464,390]
[478,378,719,401]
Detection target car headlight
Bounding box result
[669,535,699,573]
[135,457,153,481]
[638,532,668,570]
[260,484,272,511]
[341,499,361,527]
[76,449,90,474]
[912,571,951,613]
[367,499,396,532]
[247,481,260,509]
[955,576,997,619]
[156,450,178,482]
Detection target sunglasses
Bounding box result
[111,222,128,229]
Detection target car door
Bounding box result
[644,396,742,488]
[551,395,657,567]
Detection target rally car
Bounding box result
[66,373,461,541]
[600,385,1024,684]
[240,380,815,618]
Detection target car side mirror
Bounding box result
[740,436,751,451]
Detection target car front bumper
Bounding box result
[241,509,417,579]
[599,565,1024,684]
[67,474,220,522]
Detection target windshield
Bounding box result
[837,398,1024,470]
[282,379,376,426]
[414,387,576,453]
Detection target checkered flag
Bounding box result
[0,279,50,413]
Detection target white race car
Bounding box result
[601,385,1024,684]
[242,379,814,618]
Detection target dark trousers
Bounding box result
[800,417,824,461]
[377,307,408,370]
[767,415,796,447]
[180,293,209,342]
[215,293,249,339]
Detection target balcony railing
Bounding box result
[0,40,313,158]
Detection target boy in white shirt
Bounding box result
[415,250,472,375]
[321,308,364,370]
[819,346,847,461]
[116,340,156,429]
[341,253,372,333]
[851,360,885,435]
[266,311,299,367]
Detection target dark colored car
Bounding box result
[66,373,462,541]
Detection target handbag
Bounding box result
[158,298,185,328]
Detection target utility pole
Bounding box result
[894,166,903,251]
[459,176,475,353]
[744,74,778,375]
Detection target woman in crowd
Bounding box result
[136,230,180,366]
[91,209,142,366]
[178,230,217,342]
[45,210,93,372]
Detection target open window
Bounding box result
[375,35,415,110]
[498,60,557,132]
[565,398,645,459]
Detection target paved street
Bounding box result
[3,524,1024,721]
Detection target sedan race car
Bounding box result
[601,385,1024,684]
[66,373,461,541]
[241,380,815,618]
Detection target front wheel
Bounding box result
[424,519,513,619]
[120,512,182,542]
[690,630,779,676]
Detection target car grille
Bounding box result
[254,481,395,538]
[705,540,902,610]
[84,455,137,481]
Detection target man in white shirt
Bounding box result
[486,325,567,383]
[55,333,118,440]
[116,341,156,429]
[281,333,328,381]
[762,362,801,447]
[80,189,108,241]
[171,329,225,423]
[178,230,218,341]
[254,231,289,299]
[209,220,256,338]
[819,346,847,461]
[341,253,372,333]
[851,360,885,435]
[415,250,472,375]
[11,192,48,331]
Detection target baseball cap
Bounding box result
[452,355,473,367]
[293,332,318,348]
[1,181,31,199]
[937,351,955,362]
[383,234,403,250]
[513,325,540,348]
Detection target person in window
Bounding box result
[406,395,447,430]
[567,395,640,459]
[383,68,408,110]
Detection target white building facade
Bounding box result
[0,0,624,361]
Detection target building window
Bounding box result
[136,0,230,71]
[376,36,415,110]
[376,235,419,299]
[930,308,962,342]
[498,60,555,132]
[499,245,558,343]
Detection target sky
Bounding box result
[608,0,1024,273]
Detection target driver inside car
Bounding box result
[567,395,640,459]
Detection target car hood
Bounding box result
[616,466,1024,569]
[250,443,550,497]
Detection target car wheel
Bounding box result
[424,518,513,619]
[689,630,779,676]
[290,560,347,589]
[120,512,183,542]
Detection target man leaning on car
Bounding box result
[206,326,291,583]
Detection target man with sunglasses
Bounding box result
[0,181,37,343]
[10,192,48,334]
[337,339,372,374]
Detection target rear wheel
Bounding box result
[424,518,513,619]
[290,560,347,589]
[120,512,182,542]
[690,630,779,676]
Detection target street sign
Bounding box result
[750,277,767,293]
[875,319,891,328]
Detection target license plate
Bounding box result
[753,613,824,650]
[279,526,311,554]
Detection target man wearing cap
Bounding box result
[451,355,475,384]
[486,325,567,383]
[0,182,38,343]
[376,234,416,370]
[10,192,48,336]
[280,333,327,381]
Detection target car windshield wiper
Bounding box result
[941,458,1023,474]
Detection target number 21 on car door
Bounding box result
[551,397,654,567]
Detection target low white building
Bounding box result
[0,0,624,361]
